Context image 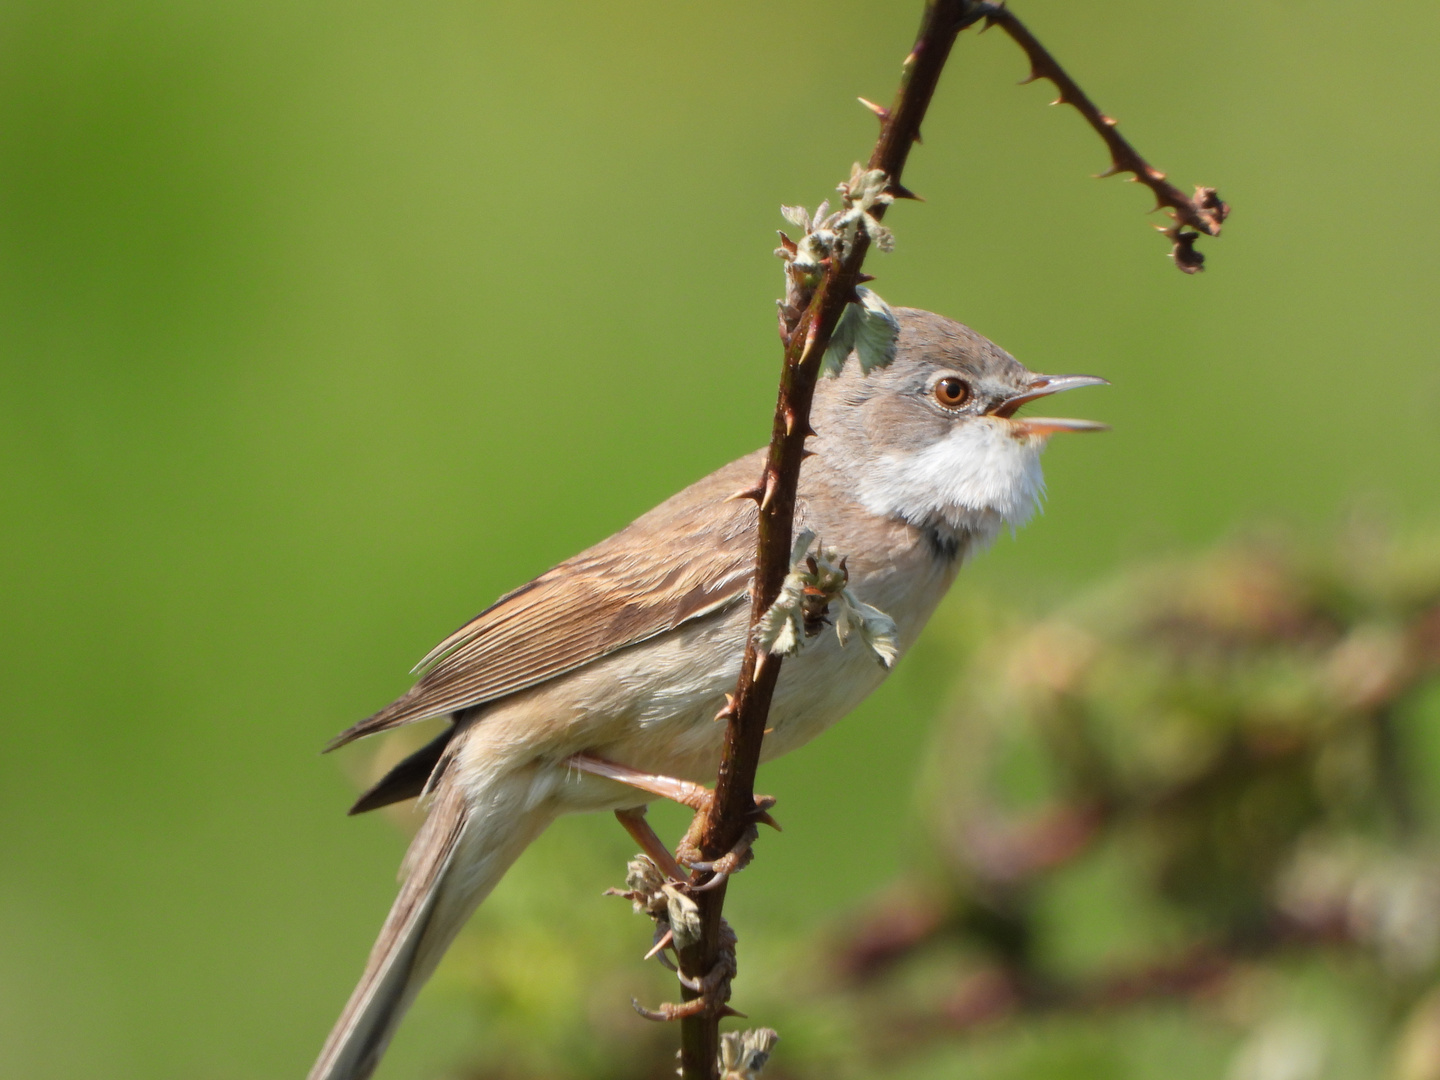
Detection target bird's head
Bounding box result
[810,307,1107,548]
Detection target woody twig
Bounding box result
[975,2,1229,271]
[664,4,988,1077]
[617,3,1228,1077]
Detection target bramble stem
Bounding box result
[667,2,1226,1075]
[675,3,986,1076]
[976,3,1228,271]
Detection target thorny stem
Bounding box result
[674,3,986,1076]
[667,2,1226,1076]
[975,3,1229,271]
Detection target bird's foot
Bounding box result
[676,795,779,891]
[632,919,742,1022]
[572,754,780,887]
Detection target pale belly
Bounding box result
[451,540,959,817]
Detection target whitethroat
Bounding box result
[309,307,1107,1080]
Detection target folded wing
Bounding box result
[327,450,764,750]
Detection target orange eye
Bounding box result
[934,376,971,408]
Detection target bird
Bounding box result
[308,307,1107,1080]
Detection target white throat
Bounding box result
[855,417,1047,551]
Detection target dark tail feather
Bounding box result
[348,726,454,815]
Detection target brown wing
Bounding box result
[327,450,764,750]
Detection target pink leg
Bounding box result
[570,752,779,883]
[614,805,687,882]
[567,753,715,810]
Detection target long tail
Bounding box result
[308,776,552,1080]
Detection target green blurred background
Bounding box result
[1,1,1437,1078]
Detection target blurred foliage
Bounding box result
[430,528,1440,1080]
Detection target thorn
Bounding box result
[800,449,816,461]
[759,471,779,511]
[1049,96,1068,107]
[913,128,923,145]
[1018,69,1042,85]
[753,651,769,681]
[755,811,782,832]
[714,693,737,722]
[903,46,919,67]
[797,321,820,366]
[724,483,765,504]
[887,181,923,201]
[719,1006,748,1020]
[775,231,796,255]
[857,96,889,122]
[1095,162,1124,179]
[1147,167,1167,181]
[804,422,819,439]
[643,929,675,961]
[856,272,876,284]
[784,406,797,436]
[1101,114,1118,127]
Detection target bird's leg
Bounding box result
[613,805,687,882]
[567,753,717,810]
[568,753,779,884]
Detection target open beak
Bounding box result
[990,373,1110,437]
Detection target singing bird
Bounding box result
[310,308,1106,1080]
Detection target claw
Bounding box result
[675,968,703,992]
[632,996,708,1023]
[689,869,731,892]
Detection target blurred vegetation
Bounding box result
[432,527,1440,1080]
[3,2,1439,1079]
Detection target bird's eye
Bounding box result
[933,376,971,409]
